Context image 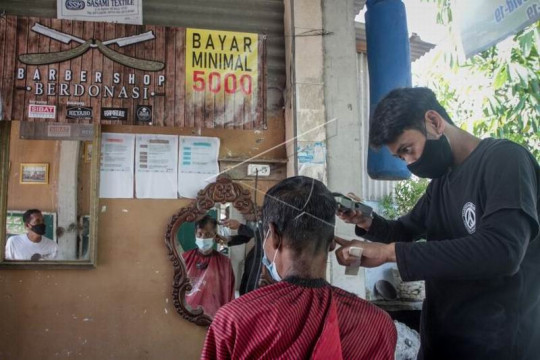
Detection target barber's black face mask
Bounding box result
[407,135,453,179]
[30,224,46,236]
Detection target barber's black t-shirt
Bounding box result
[357,138,540,360]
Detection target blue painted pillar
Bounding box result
[365,0,411,180]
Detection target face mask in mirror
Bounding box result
[195,237,215,253]
[30,224,47,236]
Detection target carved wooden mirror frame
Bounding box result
[164,175,258,326]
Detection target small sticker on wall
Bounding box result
[136,105,152,123]
[66,106,93,120]
[101,107,128,121]
[28,104,56,119]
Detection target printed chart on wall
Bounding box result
[135,134,178,199]
[100,133,135,198]
[178,136,220,198]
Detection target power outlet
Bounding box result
[247,164,270,176]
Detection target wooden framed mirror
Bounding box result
[164,175,260,326]
[0,120,100,268]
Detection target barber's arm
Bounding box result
[394,143,538,281]
[221,219,255,246]
[337,209,535,281]
[399,209,534,281]
[338,191,430,244]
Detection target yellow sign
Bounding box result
[186,28,258,97]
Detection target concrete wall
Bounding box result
[284,0,328,181]
[323,0,366,297]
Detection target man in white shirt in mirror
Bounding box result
[5,209,58,261]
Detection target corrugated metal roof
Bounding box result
[356,52,397,201]
[355,22,435,62]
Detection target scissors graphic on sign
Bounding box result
[19,23,165,72]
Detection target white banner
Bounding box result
[100,133,135,198]
[135,134,178,199]
[57,0,143,25]
[178,136,220,199]
[456,0,540,58]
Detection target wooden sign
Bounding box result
[0,16,266,129]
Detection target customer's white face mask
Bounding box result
[262,229,282,282]
[195,237,215,253]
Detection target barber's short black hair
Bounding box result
[23,209,42,225]
[195,215,217,230]
[369,87,454,148]
[262,176,336,254]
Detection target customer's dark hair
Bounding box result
[195,215,217,230]
[23,209,42,225]
[369,87,454,148]
[262,176,336,254]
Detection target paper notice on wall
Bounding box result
[135,134,178,199]
[57,0,143,25]
[178,136,220,198]
[100,133,135,198]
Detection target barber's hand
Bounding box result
[335,237,396,268]
[336,192,373,230]
[222,219,240,230]
[215,234,229,244]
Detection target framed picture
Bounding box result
[20,163,49,184]
[84,142,93,163]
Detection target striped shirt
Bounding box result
[201,277,397,359]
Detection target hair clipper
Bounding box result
[332,192,373,217]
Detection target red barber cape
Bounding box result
[201,278,396,359]
[182,249,235,318]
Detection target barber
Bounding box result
[336,88,540,360]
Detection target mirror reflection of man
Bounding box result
[182,215,235,318]
[5,209,58,261]
[218,205,264,296]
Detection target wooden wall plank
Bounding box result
[3,16,18,121]
[90,22,104,125]
[68,20,84,123]
[144,25,156,126]
[13,17,28,121]
[101,22,115,124]
[153,26,166,127]
[0,16,8,119]
[175,27,185,128]
[123,24,137,126]
[79,20,94,124]
[164,27,176,127]
[56,19,72,124]
[49,19,63,123]
[111,23,126,124]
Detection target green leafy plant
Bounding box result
[380,178,430,220]
[418,2,540,161]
